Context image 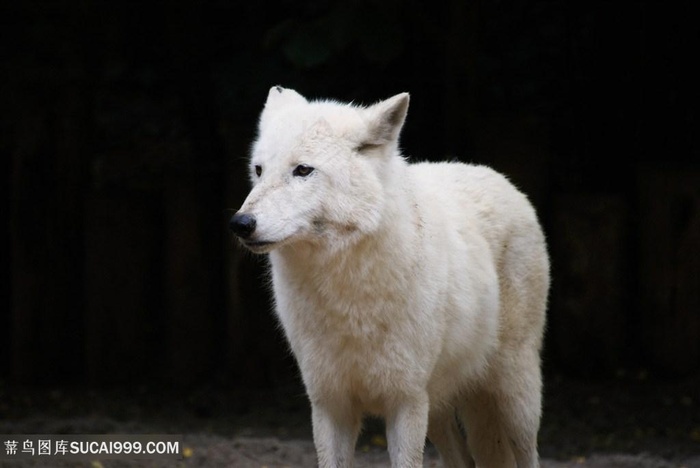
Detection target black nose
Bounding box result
[229,213,256,239]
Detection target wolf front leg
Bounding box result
[311,401,362,468]
[386,394,430,468]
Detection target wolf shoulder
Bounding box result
[408,161,523,200]
[406,160,544,261]
[408,161,540,225]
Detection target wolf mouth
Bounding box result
[242,240,277,252]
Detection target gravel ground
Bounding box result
[1,375,698,467]
[0,432,698,467]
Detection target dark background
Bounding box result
[1,0,698,428]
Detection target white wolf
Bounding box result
[230,86,549,468]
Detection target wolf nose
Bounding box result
[229,213,257,239]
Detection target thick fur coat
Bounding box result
[231,87,550,468]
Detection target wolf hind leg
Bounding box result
[427,408,474,468]
[493,349,542,468]
[459,388,516,468]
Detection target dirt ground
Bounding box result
[1,375,698,467]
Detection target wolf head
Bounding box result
[230,86,410,254]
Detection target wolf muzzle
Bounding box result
[229,213,256,239]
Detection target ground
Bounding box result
[0,374,698,467]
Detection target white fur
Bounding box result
[235,86,550,468]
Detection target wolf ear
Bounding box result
[264,86,307,111]
[362,93,410,147]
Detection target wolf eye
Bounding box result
[293,164,315,177]
[254,165,262,177]
[355,142,382,153]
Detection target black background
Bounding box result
[2,0,698,408]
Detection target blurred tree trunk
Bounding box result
[84,191,163,382]
[222,122,248,378]
[163,171,218,382]
[549,195,630,375]
[638,168,700,375]
[162,4,226,383]
[1,69,13,377]
[443,0,478,157]
[9,76,89,383]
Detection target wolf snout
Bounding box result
[229,212,257,239]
